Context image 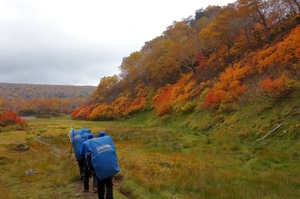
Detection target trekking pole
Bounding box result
[68,143,73,166]
[68,125,74,166]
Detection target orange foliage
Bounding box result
[78,105,95,119]
[72,14,300,118]
[260,75,296,99]
[256,25,300,73]
[203,64,250,109]
[152,74,202,115]
[156,103,172,116]
[111,96,130,116]
[89,103,116,120]
[128,97,147,114]
[152,86,173,115]
[112,96,147,116]
[86,96,148,120]
[172,74,199,104]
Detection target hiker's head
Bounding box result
[87,134,94,139]
[98,131,106,137]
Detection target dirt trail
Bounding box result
[73,174,123,198]
[34,136,124,198]
[34,136,66,157]
[74,178,98,198]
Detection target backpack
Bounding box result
[83,136,120,180]
[69,128,92,161]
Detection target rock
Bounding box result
[13,144,30,151]
[24,169,38,175]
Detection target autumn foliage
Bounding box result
[0,111,26,127]
[2,1,298,119]
[69,2,300,118]
[201,64,251,109]
[152,74,200,114]
[70,96,147,120]
[152,86,173,115]
[260,75,298,99]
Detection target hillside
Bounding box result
[0,83,96,100]
[70,2,300,121]
[0,83,96,116]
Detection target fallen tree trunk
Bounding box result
[256,123,283,142]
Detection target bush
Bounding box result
[0,111,26,127]
[260,75,298,99]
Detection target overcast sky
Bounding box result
[0,0,234,86]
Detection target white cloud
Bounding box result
[0,0,234,86]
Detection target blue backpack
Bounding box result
[83,136,120,180]
[69,128,92,161]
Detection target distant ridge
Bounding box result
[0,82,96,86]
[0,82,96,100]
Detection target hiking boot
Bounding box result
[82,189,89,192]
[93,187,98,193]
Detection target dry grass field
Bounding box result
[1,116,300,198]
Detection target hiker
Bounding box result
[69,128,93,180]
[81,131,120,199]
[80,133,98,193]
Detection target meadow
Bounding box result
[0,114,300,198]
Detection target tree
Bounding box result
[169,39,201,74]
[237,0,271,43]
[119,52,145,96]
[146,38,177,87]
[91,75,119,104]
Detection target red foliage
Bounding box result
[260,75,294,99]
[152,86,173,115]
[0,111,26,126]
[70,105,95,119]
[79,105,95,119]
[202,89,227,109]
[123,97,147,116]
[153,87,172,105]
[195,52,206,62]
[70,107,83,118]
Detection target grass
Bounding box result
[1,96,300,199]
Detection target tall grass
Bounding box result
[0,112,300,198]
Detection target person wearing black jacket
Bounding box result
[81,133,98,193]
[80,131,120,199]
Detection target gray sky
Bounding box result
[0,0,234,86]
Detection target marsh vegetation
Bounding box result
[1,111,300,199]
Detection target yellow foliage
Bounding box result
[89,103,115,120]
[256,25,300,73]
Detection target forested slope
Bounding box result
[71,0,300,121]
[0,83,96,116]
[0,83,96,99]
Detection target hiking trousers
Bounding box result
[97,177,113,199]
[77,159,84,178]
[83,160,98,191]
